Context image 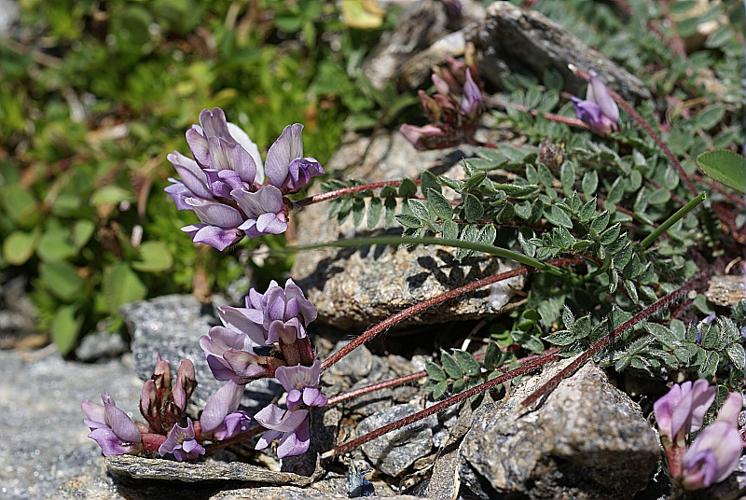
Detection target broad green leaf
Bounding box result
[464,194,484,222]
[90,186,133,206]
[425,361,447,382]
[72,220,96,249]
[696,150,745,193]
[40,261,83,301]
[133,241,173,272]
[103,263,147,313]
[1,184,38,227]
[367,198,382,229]
[452,349,481,376]
[37,229,76,262]
[440,351,464,379]
[3,230,37,265]
[427,189,452,220]
[51,305,82,356]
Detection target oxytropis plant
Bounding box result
[81,60,744,492]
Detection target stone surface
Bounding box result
[213,487,419,500]
[361,0,483,90]
[291,131,524,330]
[468,1,651,101]
[0,275,37,348]
[122,294,279,411]
[459,360,659,499]
[705,274,745,306]
[106,455,317,486]
[355,403,437,477]
[75,330,128,362]
[0,350,141,499]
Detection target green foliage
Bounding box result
[696,150,746,193]
[1,0,396,353]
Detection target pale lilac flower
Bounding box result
[253,360,327,458]
[159,418,205,462]
[200,324,266,384]
[460,69,482,116]
[254,404,310,458]
[232,185,289,238]
[399,124,445,150]
[681,421,742,490]
[245,279,317,344]
[715,392,743,427]
[166,108,323,250]
[571,70,620,135]
[654,379,716,444]
[264,123,324,193]
[275,360,328,410]
[200,380,245,436]
[82,394,142,456]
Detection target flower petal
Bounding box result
[200,381,245,434]
[265,123,304,188]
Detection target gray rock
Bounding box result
[106,455,317,486]
[0,275,37,348]
[468,1,651,101]
[705,274,745,306]
[0,350,140,499]
[212,486,419,500]
[356,403,437,477]
[291,131,524,330]
[0,0,18,36]
[75,331,128,362]
[459,360,659,499]
[122,294,279,411]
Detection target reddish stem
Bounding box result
[489,96,590,129]
[321,257,584,371]
[292,179,414,209]
[520,277,697,408]
[322,348,561,457]
[326,348,558,406]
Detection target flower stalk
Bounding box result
[640,192,707,250]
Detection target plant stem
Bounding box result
[640,192,706,250]
[292,180,411,208]
[321,257,582,370]
[289,235,563,275]
[321,348,561,458]
[520,277,697,408]
[326,348,558,406]
[488,96,590,129]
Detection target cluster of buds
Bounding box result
[82,357,206,461]
[400,47,484,150]
[654,379,743,490]
[199,278,327,458]
[165,108,324,251]
[570,70,620,136]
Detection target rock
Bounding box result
[75,331,128,362]
[122,295,279,412]
[705,275,744,306]
[212,486,419,500]
[0,350,140,498]
[0,275,37,348]
[399,30,467,90]
[355,403,437,477]
[291,131,524,330]
[0,0,18,37]
[468,1,651,101]
[106,455,317,487]
[459,360,659,499]
[361,0,484,90]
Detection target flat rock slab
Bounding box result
[0,350,140,499]
[122,295,279,411]
[213,487,420,500]
[291,131,524,330]
[468,1,650,101]
[106,455,316,487]
[459,359,659,499]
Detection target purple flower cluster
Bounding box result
[571,70,620,136]
[166,108,323,251]
[654,379,743,490]
[82,394,142,457]
[199,279,326,458]
[400,53,484,151]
